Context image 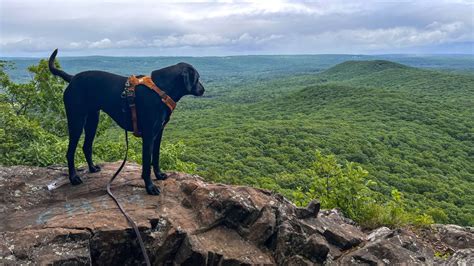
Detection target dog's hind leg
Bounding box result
[152,128,167,180]
[65,110,86,185]
[83,110,101,173]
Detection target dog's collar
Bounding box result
[127,75,177,111]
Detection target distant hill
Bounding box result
[318,60,474,96]
[322,60,410,78]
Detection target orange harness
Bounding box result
[123,75,176,137]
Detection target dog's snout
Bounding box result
[196,82,205,96]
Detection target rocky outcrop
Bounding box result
[338,228,435,265]
[0,163,473,265]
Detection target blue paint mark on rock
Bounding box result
[127,194,144,205]
[36,209,52,225]
[64,203,75,216]
[81,200,94,213]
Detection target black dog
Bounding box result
[48,49,204,195]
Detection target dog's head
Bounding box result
[177,62,205,96]
[151,62,205,101]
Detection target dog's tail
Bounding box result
[48,49,73,83]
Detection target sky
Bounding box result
[0,0,473,57]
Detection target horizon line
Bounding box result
[1,52,474,59]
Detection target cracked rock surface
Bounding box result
[0,163,473,265]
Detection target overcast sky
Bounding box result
[0,0,473,57]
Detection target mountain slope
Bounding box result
[320,60,474,95]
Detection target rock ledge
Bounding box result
[0,163,472,265]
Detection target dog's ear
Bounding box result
[182,68,193,91]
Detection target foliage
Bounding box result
[280,151,433,229]
[434,251,451,260]
[0,100,67,166]
[1,60,67,165]
[1,59,67,135]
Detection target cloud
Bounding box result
[234,33,283,45]
[89,38,113,49]
[309,22,470,51]
[102,33,280,50]
[153,34,230,47]
[0,0,472,56]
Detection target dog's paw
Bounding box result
[154,170,168,181]
[70,175,83,185]
[89,165,101,173]
[145,184,161,196]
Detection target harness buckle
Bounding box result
[126,89,135,97]
[122,85,135,99]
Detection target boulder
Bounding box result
[443,249,474,266]
[337,228,435,265]
[431,224,474,250]
[366,226,391,241]
[310,209,366,251]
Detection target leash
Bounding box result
[106,130,151,266]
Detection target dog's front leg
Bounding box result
[152,128,167,180]
[142,133,161,195]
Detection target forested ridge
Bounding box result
[1,55,473,227]
[165,60,473,226]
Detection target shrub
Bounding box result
[284,151,434,229]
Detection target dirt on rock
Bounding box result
[0,162,473,265]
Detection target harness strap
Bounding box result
[125,75,176,137]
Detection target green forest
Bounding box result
[1,55,473,228]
